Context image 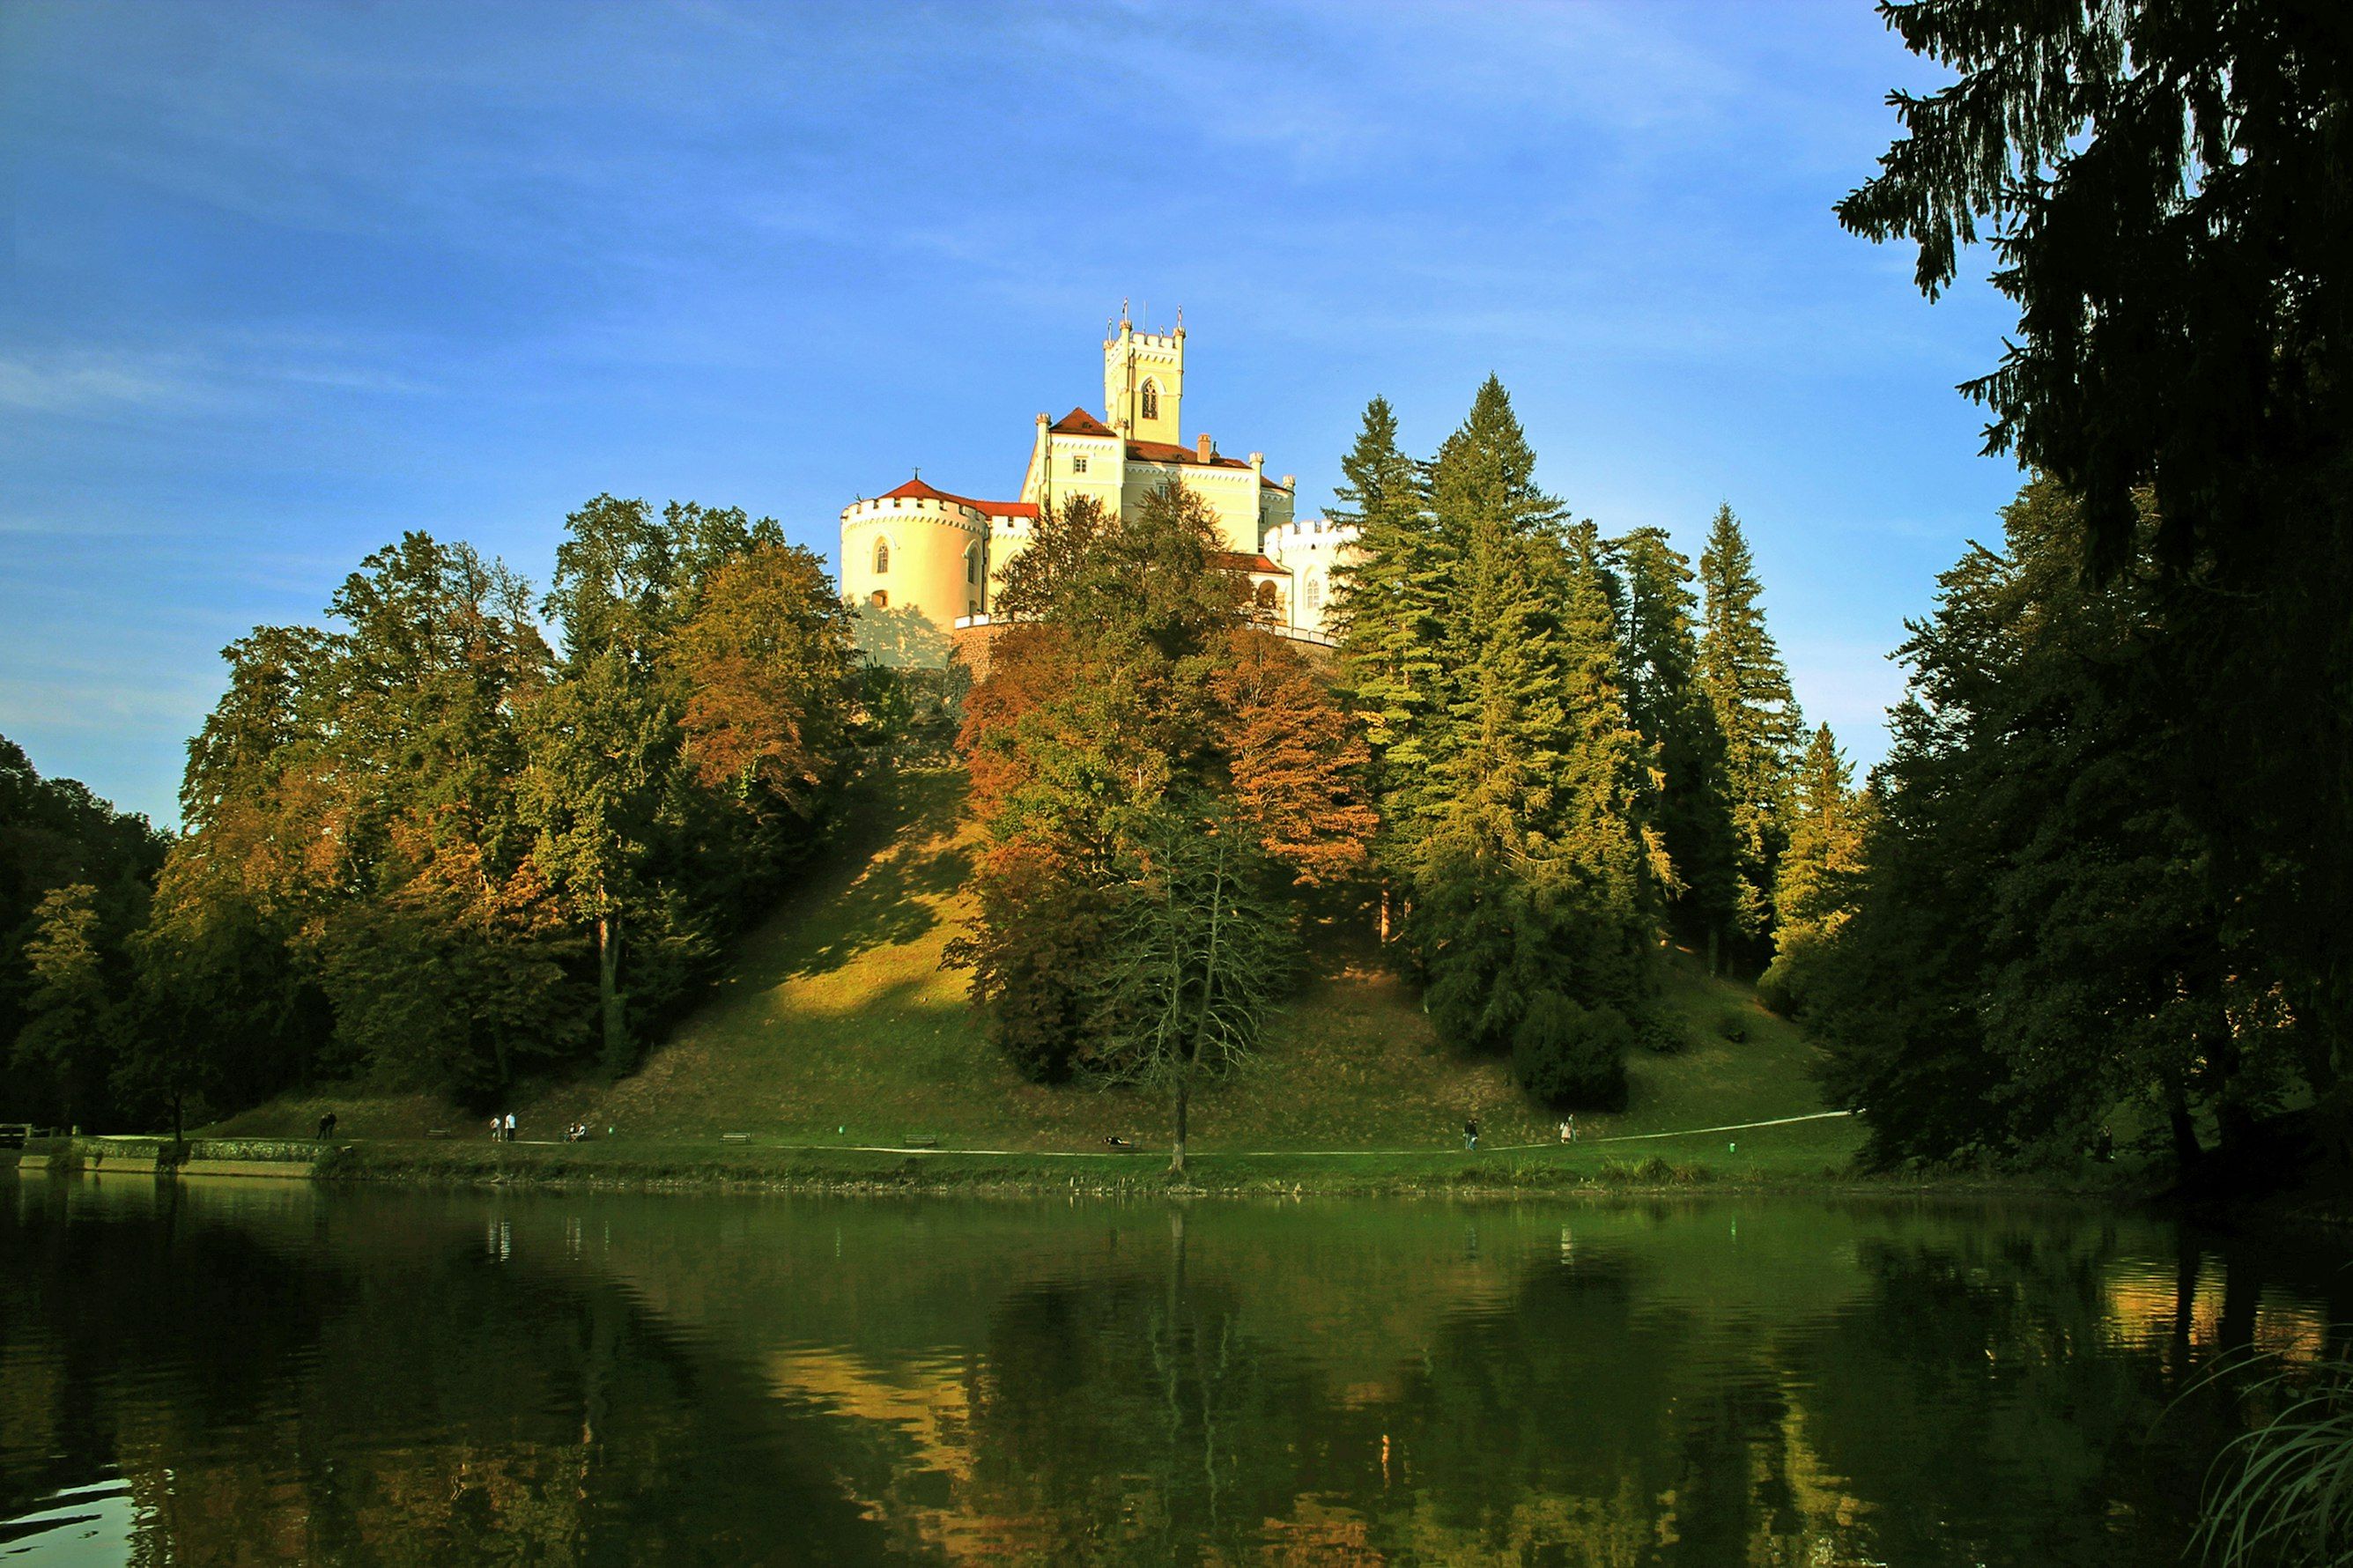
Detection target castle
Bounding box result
[838,309,1358,662]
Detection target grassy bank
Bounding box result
[314,1125,1876,1196]
[205,763,1885,1189]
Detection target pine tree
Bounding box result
[1328,397,1447,923]
[1697,504,1803,967]
[1758,723,1868,1017]
[1610,527,1738,944]
[1426,377,1572,833]
[1406,381,1651,1076]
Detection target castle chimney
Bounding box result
[1196,433,1214,462]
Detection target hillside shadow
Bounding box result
[776,766,973,981]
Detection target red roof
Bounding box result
[1049,407,1116,437]
[1126,438,1255,471]
[877,477,966,504]
[1209,551,1284,574]
[872,477,1036,519]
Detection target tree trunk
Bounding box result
[597,910,628,1076]
[2169,1093,2203,1172]
[1378,884,1391,945]
[1169,1063,1189,1176]
[1707,926,1721,978]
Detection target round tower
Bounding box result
[839,478,990,632]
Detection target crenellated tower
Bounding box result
[1103,305,1184,444]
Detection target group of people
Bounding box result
[1458,1114,1580,1150]
[490,1115,596,1143]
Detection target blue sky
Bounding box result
[2,0,2021,828]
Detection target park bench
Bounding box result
[720,1133,751,1144]
[0,1124,32,1149]
[901,1135,940,1149]
[1104,1135,1136,1150]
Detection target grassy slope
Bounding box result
[218,765,1862,1180]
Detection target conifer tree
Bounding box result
[1328,398,1446,902]
[1610,527,1738,943]
[1697,504,1803,966]
[1758,723,1868,1017]
[1404,381,1651,1090]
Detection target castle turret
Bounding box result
[1103,305,1184,445]
[838,477,990,632]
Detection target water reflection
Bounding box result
[1,1175,2343,1564]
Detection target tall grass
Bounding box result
[2194,1356,2353,1567]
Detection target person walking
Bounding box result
[1463,1116,1479,1151]
[503,1112,517,1143]
[316,1111,337,1141]
[490,1114,502,1143]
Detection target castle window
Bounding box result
[873,539,891,574]
[1140,379,1159,419]
[966,547,979,584]
[1305,575,1322,610]
[869,589,888,609]
[1071,455,1088,474]
[1254,581,1278,618]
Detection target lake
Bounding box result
[0,1175,2342,1564]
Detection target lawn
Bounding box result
[215,762,1864,1179]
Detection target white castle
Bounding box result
[839,308,1358,662]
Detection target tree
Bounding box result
[1697,505,1803,968]
[1839,0,2353,1137]
[1088,810,1293,1173]
[1610,527,1739,947]
[521,647,671,1076]
[1211,631,1376,889]
[1327,396,1448,919]
[1402,381,1652,1069]
[1758,724,1869,1017]
[14,884,115,1129]
[674,542,855,815]
[952,483,1320,1106]
[1811,480,2290,1170]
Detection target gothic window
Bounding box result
[869,589,888,609]
[873,539,891,574]
[1140,379,1159,419]
[966,547,979,584]
[1305,575,1322,610]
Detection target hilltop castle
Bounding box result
[839,309,1357,662]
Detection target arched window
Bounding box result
[1305,575,1322,610]
[869,589,888,609]
[873,539,891,573]
[1254,581,1278,618]
[966,546,979,584]
[1140,379,1159,420]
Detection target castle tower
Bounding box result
[1103,305,1183,445]
[839,477,990,631]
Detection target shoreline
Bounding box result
[7,1134,2127,1203]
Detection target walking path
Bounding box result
[798,1109,1854,1160]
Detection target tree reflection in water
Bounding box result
[1,1181,2344,1565]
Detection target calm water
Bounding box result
[0,1177,2344,1565]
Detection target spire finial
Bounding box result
[1121,296,1130,328]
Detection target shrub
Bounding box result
[1632,1010,1686,1055]
[1511,992,1631,1112]
[1715,1007,1750,1043]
